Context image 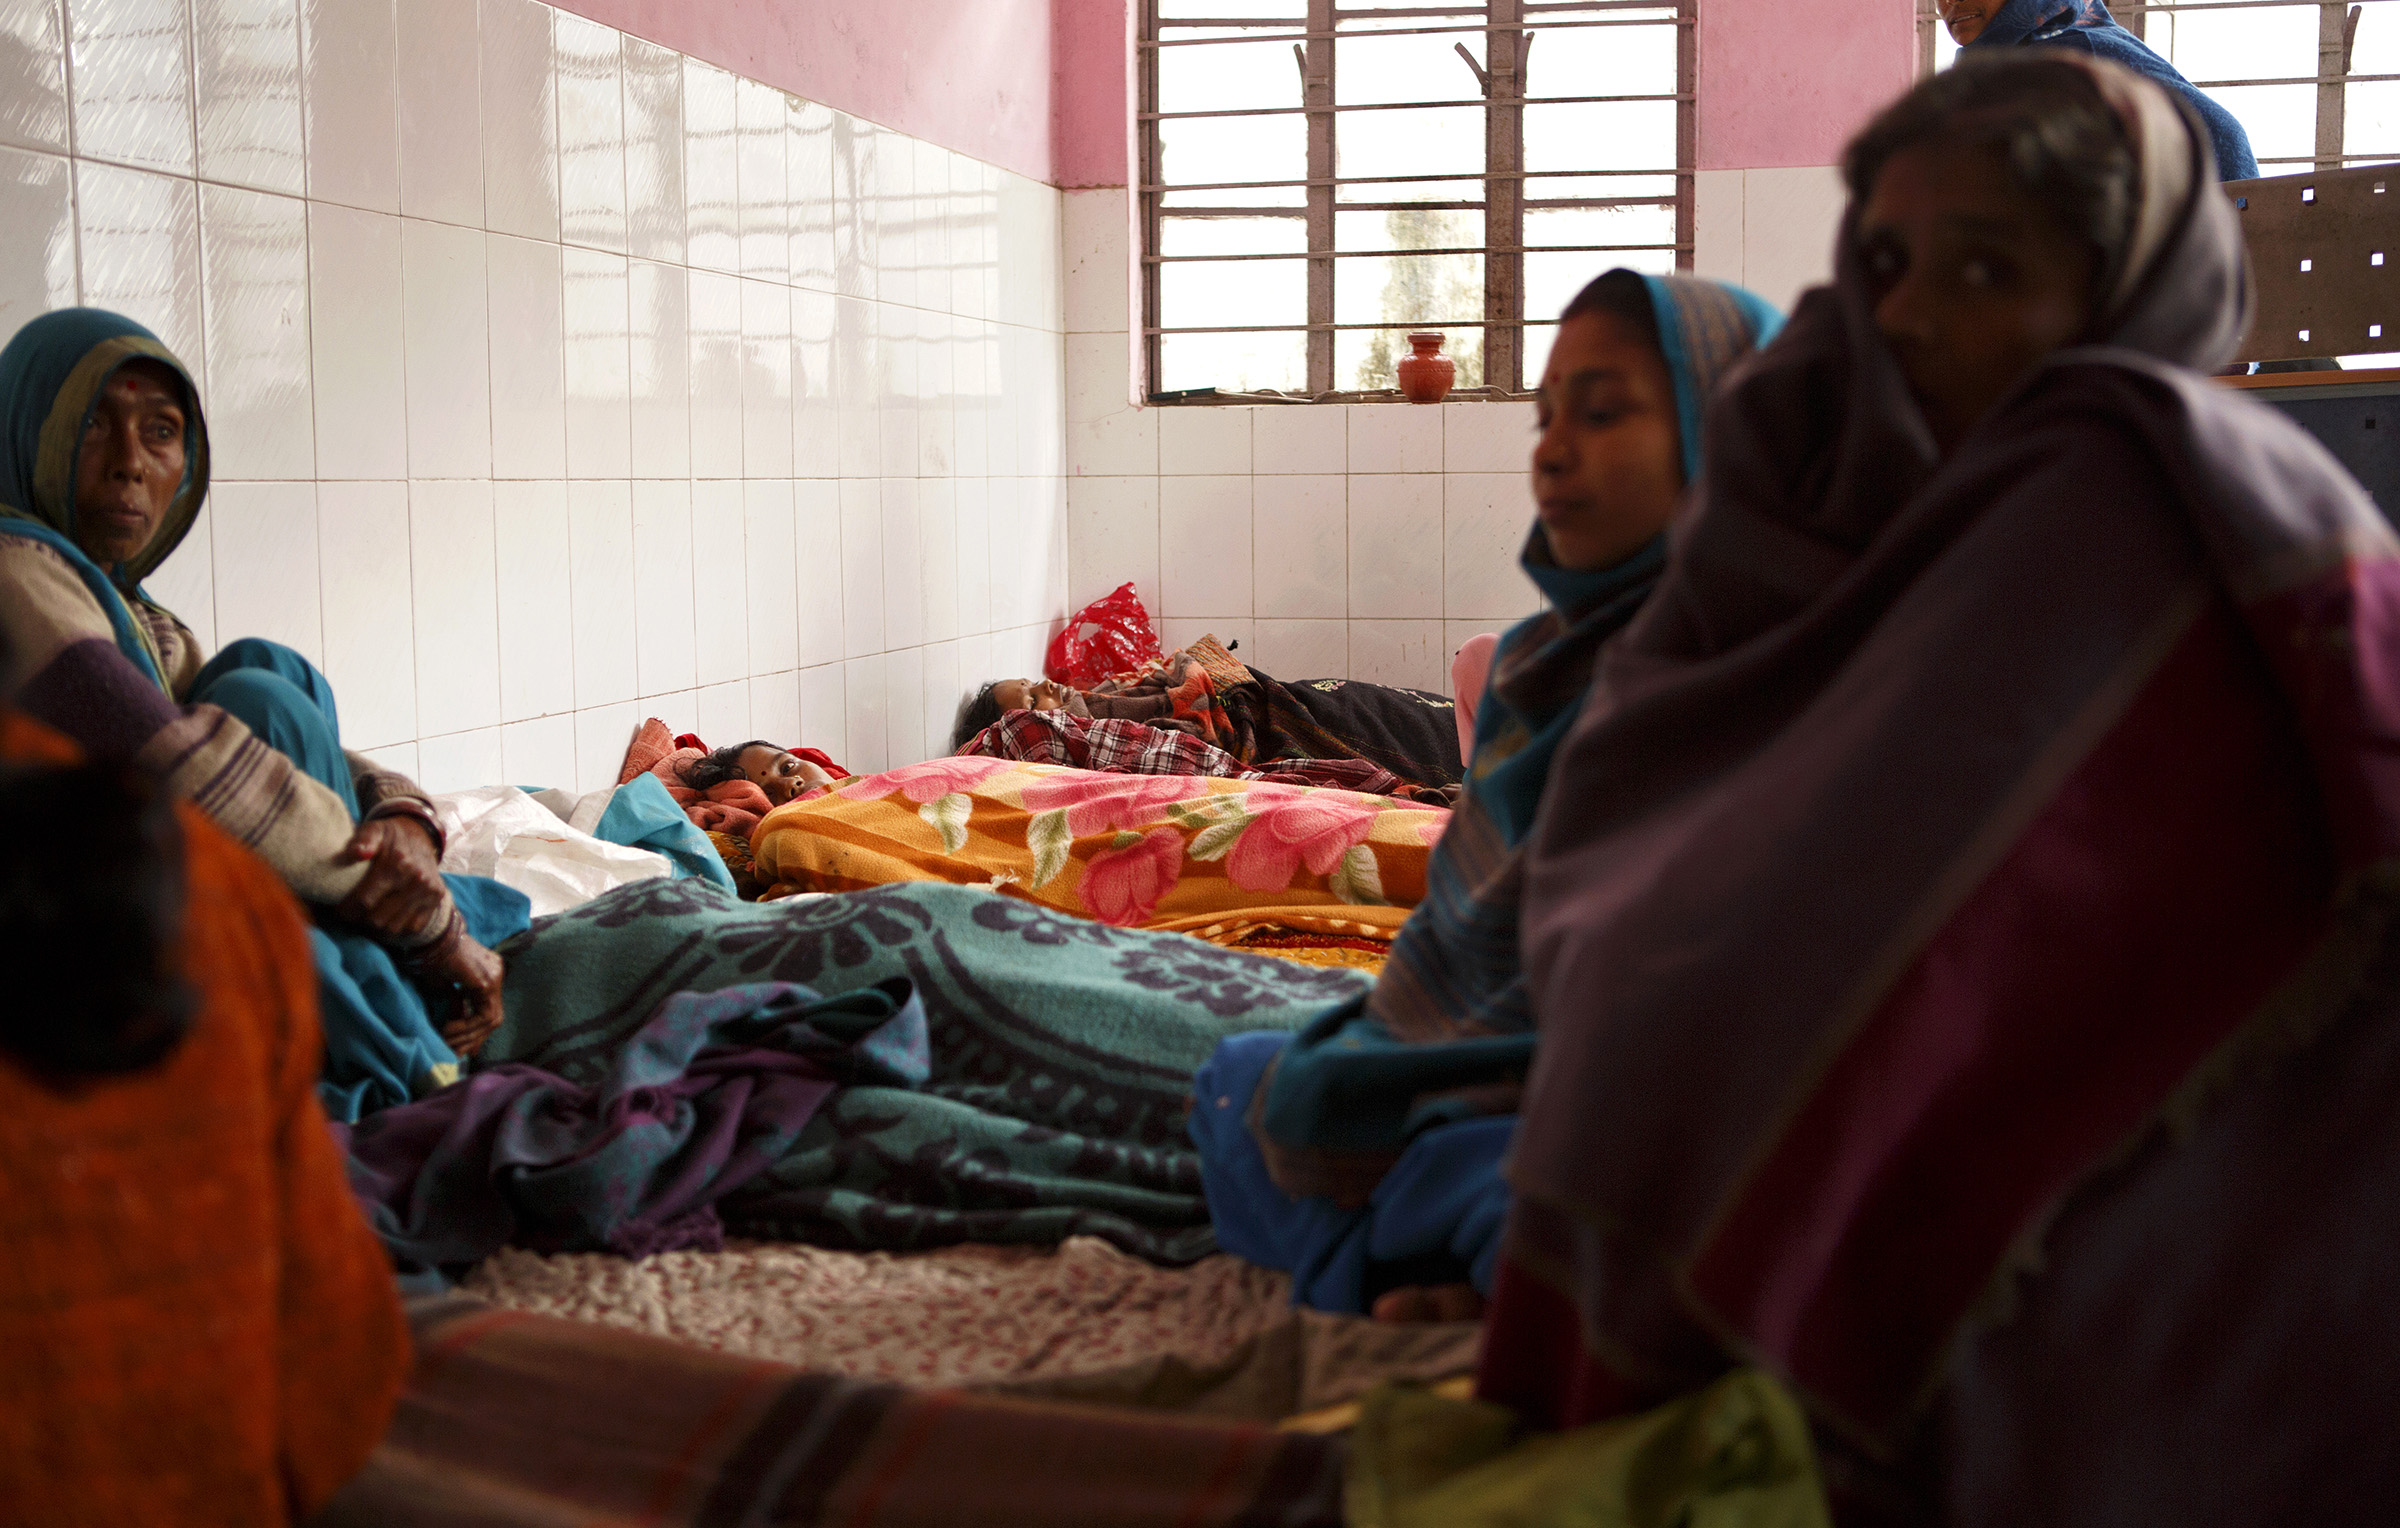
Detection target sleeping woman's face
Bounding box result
[1858,140,2098,456]
[735,744,833,805]
[989,678,1088,717]
[1531,309,1685,572]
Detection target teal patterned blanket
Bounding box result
[479,879,1369,1263]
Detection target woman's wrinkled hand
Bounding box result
[335,817,447,940]
[413,919,505,1057]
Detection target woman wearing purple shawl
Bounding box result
[1480,54,2400,1522]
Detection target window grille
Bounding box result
[1137,0,1696,402]
[1917,0,2400,171]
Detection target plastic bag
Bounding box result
[1045,582,1163,689]
[431,786,671,918]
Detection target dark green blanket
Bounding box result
[480,880,1369,1263]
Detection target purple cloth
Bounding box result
[337,978,928,1269]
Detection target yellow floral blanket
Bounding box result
[750,758,1446,942]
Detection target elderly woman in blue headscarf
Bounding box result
[0,309,521,1118]
[1940,0,2259,179]
[1189,270,1783,1321]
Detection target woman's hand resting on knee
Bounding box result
[337,817,449,939]
[338,817,506,1055]
[399,911,506,1057]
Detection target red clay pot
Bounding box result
[1395,331,1455,404]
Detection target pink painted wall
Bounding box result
[1697,0,1917,170]
[1052,0,1132,189]
[562,0,1917,188]
[551,0,1059,183]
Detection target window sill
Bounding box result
[1145,386,1534,406]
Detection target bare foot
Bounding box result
[1369,1283,1486,1323]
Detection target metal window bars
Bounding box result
[1137,0,1695,401]
[1916,0,2400,169]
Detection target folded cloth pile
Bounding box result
[336,977,928,1272]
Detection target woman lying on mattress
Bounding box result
[952,641,1468,791]
[0,310,522,1121]
[1189,268,1783,1321]
[1474,56,2400,1520]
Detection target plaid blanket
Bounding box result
[960,708,1457,805]
[314,1295,1347,1526]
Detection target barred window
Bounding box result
[1137,1,1695,402]
[1917,1,2400,170]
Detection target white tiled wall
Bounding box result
[1692,165,1847,315]
[0,0,1069,788]
[1059,188,1543,694]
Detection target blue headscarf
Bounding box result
[1968,0,2259,179]
[0,308,211,688]
[1471,272,1785,850]
[1194,272,1785,1313]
